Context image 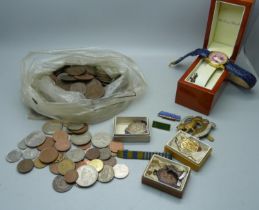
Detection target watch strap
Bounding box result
[117,150,173,160]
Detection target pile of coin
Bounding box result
[50,65,121,99]
[6,120,129,193]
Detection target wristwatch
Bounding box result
[169,48,257,89]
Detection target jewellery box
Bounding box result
[175,0,254,115]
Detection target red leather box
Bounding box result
[175,0,254,115]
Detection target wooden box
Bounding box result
[175,0,254,115]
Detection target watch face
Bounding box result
[208,51,228,66]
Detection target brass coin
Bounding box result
[180,138,199,153]
[109,141,124,153]
[53,130,69,142]
[39,147,59,164]
[65,66,86,76]
[57,159,75,175]
[49,162,59,175]
[74,73,94,81]
[85,148,100,160]
[88,159,104,172]
[37,137,55,151]
[64,169,79,184]
[34,158,47,169]
[84,79,105,99]
[17,159,34,174]
[54,140,71,152]
[55,152,64,163]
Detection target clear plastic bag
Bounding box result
[21,48,146,123]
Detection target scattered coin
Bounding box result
[39,147,59,164]
[37,137,55,151]
[85,148,100,160]
[54,140,71,152]
[6,149,22,163]
[88,159,104,172]
[99,148,111,160]
[22,148,39,160]
[92,132,112,148]
[58,159,75,175]
[76,165,98,187]
[65,66,86,76]
[113,164,129,179]
[68,125,88,135]
[66,123,85,131]
[70,82,87,95]
[103,157,117,167]
[65,148,85,162]
[74,73,94,81]
[52,175,73,193]
[25,131,46,147]
[34,158,47,169]
[42,120,63,135]
[84,79,105,99]
[64,169,79,184]
[49,162,59,175]
[98,165,114,183]
[53,130,69,142]
[57,72,77,82]
[77,142,92,150]
[75,160,87,170]
[17,138,27,150]
[17,159,34,174]
[109,141,124,153]
[54,152,64,163]
[70,132,92,146]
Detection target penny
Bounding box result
[84,79,105,99]
[92,132,112,148]
[68,125,88,135]
[70,132,91,146]
[109,141,124,153]
[99,147,111,160]
[53,130,69,142]
[76,165,98,187]
[6,149,22,163]
[85,148,100,160]
[23,148,39,160]
[74,73,94,81]
[52,175,73,193]
[42,120,63,135]
[113,164,129,179]
[88,159,103,172]
[17,159,34,174]
[58,159,76,175]
[37,137,55,151]
[75,160,87,169]
[54,140,71,152]
[65,148,85,162]
[98,165,114,183]
[25,131,46,148]
[70,82,87,94]
[57,72,77,82]
[34,158,47,169]
[77,142,92,150]
[65,66,86,76]
[66,123,85,131]
[17,138,27,150]
[49,162,59,174]
[103,157,117,167]
[39,147,59,164]
[64,169,79,184]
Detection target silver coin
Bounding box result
[25,131,46,147]
[98,165,114,183]
[99,147,111,160]
[52,175,73,193]
[17,138,27,150]
[92,132,112,148]
[22,148,39,160]
[66,123,85,131]
[42,121,63,135]
[113,164,129,179]
[6,149,22,163]
[76,165,98,187]
[65,148,85,162]
[103,157,117,167]
[125,121,147,134]
[70,132,92,146]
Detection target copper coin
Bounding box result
[49,162,59,175]
[109,141,124,153]
[65,66,86,76]
[37,137,55,151]
[74,73,94,81]
[75,160,87,169]
[17,159,34,174]
[84,79,105,99]
[70,82,86,94]
[53,130,69,142]
[64,169,79,184]
[103,157,117,167]
[77,142,92,150]
[54,140,71,152]
[34,158,47,169]
[85,148,100,160]
[39,147,59,164]
[68,124,88,135]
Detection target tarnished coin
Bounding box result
[64,169,79,184]
[57,72,77,82]
[23,148,39,160]
[39,147,59,164]
[74,73,94,81]
[84,79,105,99]
[70,82,87,94]
[99,148,111,160]
[68,125,88,135]
[88,159,103,172]
[17,138,27,150]
[85,148,100,160]
[76,165,98,187]
[70,132,91,146]
[55,152,64,163]
[77,142,92,150]
[54,140,71,152]
[180,138,200,153]
[25,131,46,147]
[52,175,73,193]
[49,162,59,175]
[103,157,117,167]
[37,137,55,151]
[109,141,124,153]
[58,159,75,175]
[42,120,63,135]
[65,66,86,76]
[34,158,47,169]
[6,149,22,163]
[84,65,97,75]
[98,165,114,183]
[113,164,129,179]
[66,123,85,131]
[125,121,147,134]
[55,79,71,90]
[17,159,34,174]
[53,130,69,142]
[92,132,112,148]
[65,148,85,162]
[75,160,87,170]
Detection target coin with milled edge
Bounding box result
[103,157,117,167]
[92,132,112,148]
[74,73,94,81]
[113,164,129,179]
[70,132,91,146]
[39,147,59,164]
[42,121,63,135]
[88,159,103,172]
[58,159,75,175]
[85,148,100,160]
[65,148,85,162]
[76,165,98,187]
[23,148,39,160]
[25,131,46,147]
[52,175,73,193]
[64,169,79,184]
[17,138,27,150]
[6,149,22,163]
[99,148,111,160]
[17,159,34,174]
[98,165,114,183]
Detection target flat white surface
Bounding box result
[0,0,259,210]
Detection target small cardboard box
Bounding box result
[142,154,191,198]
[175,0,254,115]
[164,131,212,171]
